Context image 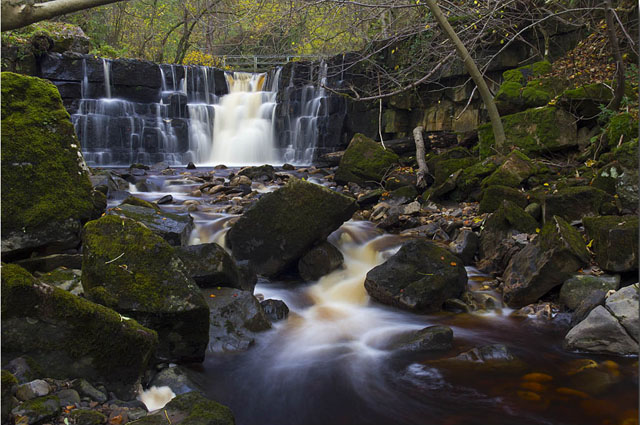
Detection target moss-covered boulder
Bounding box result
[335,134,399,186]
[494,61,562,114]
[364,239,467,313]
[560,274,620,310]
[1,72,103,259]
[502,216,590,307]
[583,215,638,272]
[559,83,612,117]
[227,179,357,277]
[452,158,499,201]
[129,391,234,425]
[1,263,157,399]
[479,185,528,214]
[541,186,614,222]
[481,150,536,188]
[82,215,209,363]
[478,107,577,158]
[606,113,638,148]
[11,395,60,425]
[109,203,193,246]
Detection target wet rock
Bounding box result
[583,215,638,272]
[298,241,344,281]
[150,366,200,396]
[186,162,196,170]
[109,203,193,246]
[559,274,620,310]
[72,379,107,403]
[364,239,467,313]
[82,215,207,364]
[70,409,107,425]
[335,133,399,186]
[238,165,275,181]
[388,326,453,353]
[564,305,638,355]
[605,284,639,342]
[260,299,289,323]
[15,380,50,401]
[128,391,233,425]
[524,202,541,220]
[357,189,384,207]
[503,216,589,308]
[11,395,60,425]
[230,175,252,187]
[386,185,418,205]
[566,359,621,396]
[2,264,157,400]
[479,185,528,214]
[541,186,614,223]
[175,243,256,292]
[156,195,173,205]
[431,344,524,372]
[1,73,103,259]
[448,229,479,265]
[55,389,81,406]
[227,179,357,277]
[282,163,296,170]
[204,287,271,353]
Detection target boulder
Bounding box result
[82,215,209,363]
[15,380,50,401]
[481,150,536,188]
[448,229,479,265]
[237,164,275,181]
[69,409,107,425]
[605,284,639,342]
[564,305,638,355]
[478,106,577,158]
[571,290,608,326]
[2,264,157,399]
[364,239,467,313]
[260,299,290,323]
[150,366,200,396]
[479,185,528,214]
[335,134,399,186]
[204,287,271,353]
[541,186,614,223]
[1,72,103,259]
[175,243,256,292]
[298,241,344,281]
[71,379,107,403]
[583,215,638,272]
[559,274,620,310]
[108,204,193,246]
[11,395,60,425]
[387,326,453,353]
[558,83,615,117]
[227,179,357,277]
[502,216,589,308]
[129,392,234,425]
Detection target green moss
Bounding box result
[606,113,638,147]
[433,157,477,186]
[335,133,399,185]
[479,185,528,214]
[502,200,538,233]
[495,81,523,102]
[70,409,107,425]
[542,186,613,222]
[1,72,99,234]
[521,86,551,107]
[1,370,18,390]
[540,216,589,263]
[503,69,525,84]
[120,195,161,211]
[562,83,612,101]
[531,61,552,75]
[454,158,499,199]
[389,185,418,201]
[482,150,535,188]
[612,140,638,169]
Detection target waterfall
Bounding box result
[102,59,111,99]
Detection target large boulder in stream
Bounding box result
[227,179,357,277]
[1,72,104,259]
[297,241,344,281]
[364,239,467,313]
[82,215,209,363]
[335,133,399,186]
[1,264,158,399]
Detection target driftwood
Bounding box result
[413,126,428,189]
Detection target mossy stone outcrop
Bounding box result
[109,203,193,246]
[1,72,103,258]
[541,186,613,222]
[335,133,399,186]
[478,106,577,158]
[227,179,357,277]
[481,150,536,188]
[364,239,467,313]
[1,263,157,399]
[583,215,638,272]
[129,391,234,425]
[479,185,528,214]
[82,215,209,363]
[494,61,561,114]
[606,113,638,148]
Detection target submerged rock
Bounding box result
[430,344,524,372]
[298,241,344,281]
[227,179,357,277]
[335,133,399,186]
[364,239,467,313]
[108,203,193,246]
[388,326,453,353]
[583,215,638,272]
[2,264,157,399]
[129,392,234,425]
[260,299,290,323]
[82,215,208,363]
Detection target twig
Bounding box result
[105,252,125,264]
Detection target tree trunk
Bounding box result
[424,0,506,153]
[1,0,128,32]
[413,126,428,189]
[604,0,625,112]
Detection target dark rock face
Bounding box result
[298,241,344,281]
[260,299,290,322]
[203,287,271,353]
[1,72,103,260]
[108,204,193,246]
[129,392,234,425]
[82,215,209,363]
[387,326,453,353]
[175,243,257,292]
[542,186,614,223]
[227,179,357,277]
[1,264,157,400]
[583,215,638,272]
[364,239,467,313]
[448,229,479,265]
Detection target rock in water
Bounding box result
[82,215,209,363]
[388,326,453,353]
[260,299,290,322]
[227,179,357,277]
[1,72,104,259]
[1,264,157,399]
[108,203,193,246]
[298,241,344,281]
[364,239,467,313]
[564,305,638,355]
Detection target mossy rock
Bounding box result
[108,203,193,246]
[502,200,538,234]
[227,178,357,277]
[335,134,399,186]
[130,391,234,425]
[1,263,157,399]
[386,185,418,204]
[481,150,535,188]
[560,274,620,310]
[612,140,638,169]
[2,370,18,423]
[495,61,558,114]
[11,395,60,425]
[558,82,634,117]
[478,107,577,158]
[82,215,209,363]
[479,185,528,214]
[540,216,590,264]
[606,113,638,148]
[452,158,499,201]
[583,215,638,272]
[542,186,613,222]
[120,195,161,211]
[1,72,103,258]
[70,409,107,425]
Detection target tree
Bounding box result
[1,0,128,31]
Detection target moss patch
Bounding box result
[479,185,528,214]
[606,113,638,148]
[335,133,399,186]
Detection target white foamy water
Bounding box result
[138,386,175,411]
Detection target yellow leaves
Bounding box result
[450,262,457,266]
[584,159,596,168]
[522,372,553,382]
[586,239,594,248]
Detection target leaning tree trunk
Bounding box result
[424,0,506,153]
[413,126,429,189]
[604,0,625,112]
